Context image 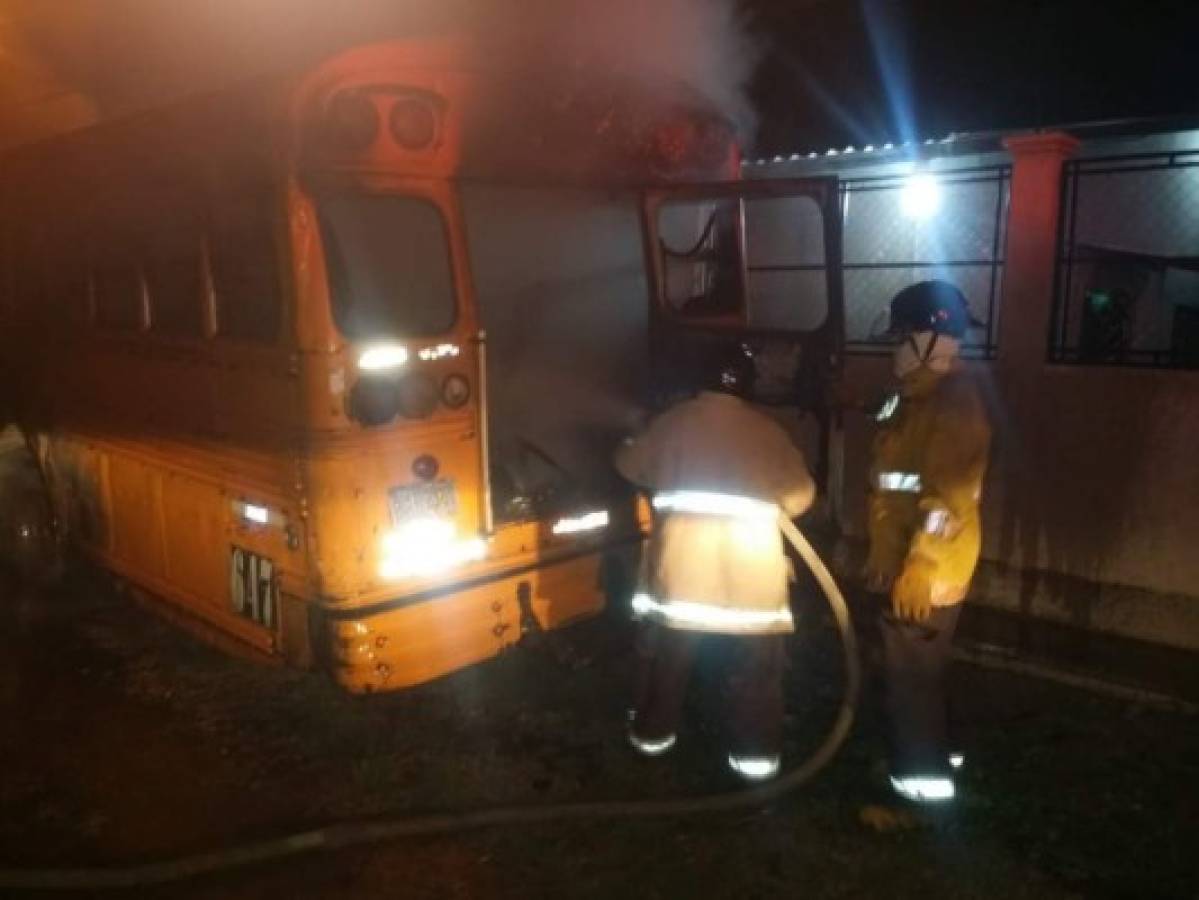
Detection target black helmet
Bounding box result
[707,343,756,398]
[884,280,977,340]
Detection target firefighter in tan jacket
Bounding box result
[863,281,991,814]
[615,346,814,781]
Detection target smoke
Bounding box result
[474,0,762,139]
[0,0,463,149]
[0,6,97,146]
[0,0,761,150]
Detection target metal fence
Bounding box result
[747,164,1010,358]
[1051,150,1199,368]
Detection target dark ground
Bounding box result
[0,564,1195,900]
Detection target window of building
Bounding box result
[841,167,1008,357]
[1051,150,1199,368]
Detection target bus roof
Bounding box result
[293,38,740,185]
[2,37,740,189]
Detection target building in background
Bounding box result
[748,120,1199,652]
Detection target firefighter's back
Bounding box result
[630,391,810,505]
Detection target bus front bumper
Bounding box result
[321,547,616,693]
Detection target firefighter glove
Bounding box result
[891,555,935,622]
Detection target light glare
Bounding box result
[418,343,461,362]
[890,775,956,802]
[901,174,943,220]
[728,755,781,780]
[242,504,269,524]
[652,491,778,521]
[631,593,794,630]
[552,510,610,535]
[234,501,270,524]
[628,733,677,756]
[877,471,923,493]
[358,344,409,371]
[379,518,486,579]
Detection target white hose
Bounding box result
[0,518,859,891]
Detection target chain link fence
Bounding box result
[1052,150,1199,368]
[747,165,1009,357]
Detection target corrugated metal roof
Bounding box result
[743,115,1199,169]
[742,133,959,167]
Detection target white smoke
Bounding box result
[0,7,97,146]
[0,0,462,148]
[475,0,762,139]
[0,0,760,149]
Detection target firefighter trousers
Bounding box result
[630,622,787,760]
[880,602,962,778]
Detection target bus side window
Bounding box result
[93,254,145,331]
[10,223,48,325]
[657,198,743,318]
[47,253,91,327]
[145,214,205,338]
[209,181,282,343]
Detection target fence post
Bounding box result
[999,132,1080,369]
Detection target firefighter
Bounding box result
[859,280,991,827]
[615,345,815,781]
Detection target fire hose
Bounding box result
[0,517,860,891]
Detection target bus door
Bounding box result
[641,176,846,522]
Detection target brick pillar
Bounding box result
[998,133,1080,369]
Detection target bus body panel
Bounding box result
[42,431,307,656]
[303,420,483,601]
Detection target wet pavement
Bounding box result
[0,564,1196,899]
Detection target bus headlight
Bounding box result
[378,518,486,579]
[358,344,409,372]
[348,377,400,427]
[397,372,439,419]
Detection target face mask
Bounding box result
[893,331,960,379]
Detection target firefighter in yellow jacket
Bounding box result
[615,346,815,781]
[863,280,991,813]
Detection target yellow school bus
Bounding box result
[0,39,844,692]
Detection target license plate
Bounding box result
[389,480,458,524]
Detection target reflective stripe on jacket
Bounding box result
[615,392,815,635]
[867,367,991,606]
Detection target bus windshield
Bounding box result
[318,193,456,339]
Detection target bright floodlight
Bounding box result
[901,173,942,220]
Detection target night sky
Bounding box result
[747,0,1199,154]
